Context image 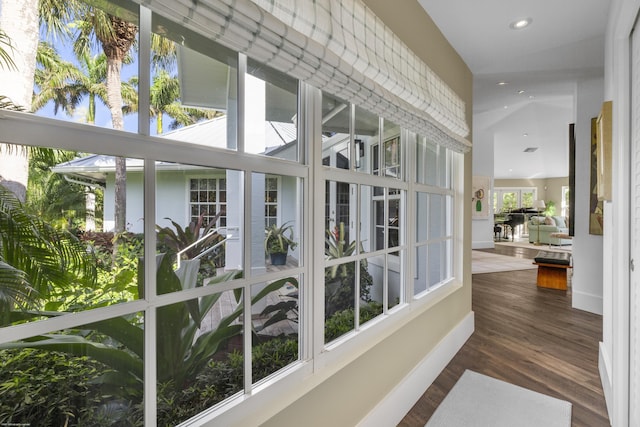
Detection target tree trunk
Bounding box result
[106,57,127,233]
[0,0,39,201]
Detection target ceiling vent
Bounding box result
[523,147,538,153]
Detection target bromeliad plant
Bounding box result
[156,212,225,264]
[157,212,227,285]
[265,221,297,265]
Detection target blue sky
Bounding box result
[36,27,149,134]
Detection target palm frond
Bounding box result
[0,185,97,296]
[0,29,17,71]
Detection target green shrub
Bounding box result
[325,302,383,342]
[155,336,297,426]
[252,336,298,382]
[0,349,141,426]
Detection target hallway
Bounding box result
[399,247,608,426]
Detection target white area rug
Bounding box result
[472,250,536,274]
[426,370,572,427]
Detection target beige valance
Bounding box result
[133,0,471,152]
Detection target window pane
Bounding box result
[360,185,373,253]
[382,117,401,179]
[158,290,243,424]
[388,250,403,309]
[388,195,401,248]
[439,146,450,188]
[255,173,300,272]
[428,242,443,288]
[151,13,238,147]
[322,93,351,170]
[33,0,140,134]
[251,277,300,383]
[325,261,356,343]
[416,136,438,185]
[416,192,428,242]
[0,146,143,327]
[372,187,402,251]
[355,106,380,175]
[0,315,144,425]
[414,244,428,296]
[246,59,298,161]
[502,192,517,211]
[156,164,241,295]
[326,181,355,254]
[363,254,382,317]
[429,194,444,240]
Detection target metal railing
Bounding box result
[175,228,231,270]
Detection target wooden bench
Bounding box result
[533,251,572,291]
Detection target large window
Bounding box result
[493,187,537,212]
[0,2,462,425]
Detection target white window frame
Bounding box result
[0,4,466,426]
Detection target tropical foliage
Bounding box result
[0,254,296,391]
[265,221,297,255]
[0,184,97,325]
[324,221,373,318]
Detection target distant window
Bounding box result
[265,176,278,227]
[189,178,227,227]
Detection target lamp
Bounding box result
[532,199,546,246]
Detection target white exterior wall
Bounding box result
[104,172,145,233]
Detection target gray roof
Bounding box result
[53,117,300,181]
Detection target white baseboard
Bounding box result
[357,311,475,427]
[599,342,613,422]
[572,290,603,315]
[472,240,495,249]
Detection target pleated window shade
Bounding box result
[132,0,471,152]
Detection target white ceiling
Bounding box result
[417,0,611,179]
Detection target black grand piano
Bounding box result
[495,207,537,241]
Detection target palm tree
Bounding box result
[33,43,138,125]
[0,0,81,201]
[73,9,138,235]
[147,70,221,135]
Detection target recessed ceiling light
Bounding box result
[510,18,532,30]
[523,133,528,137]
[497,81,508,86]
[518,90,525,94]
[528,95,535,99]
[503,105,509,109]
[524,147,538,153]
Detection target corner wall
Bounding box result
[572,77,604,315]
[471,130,495,249]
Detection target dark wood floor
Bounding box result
[399,245,609,426]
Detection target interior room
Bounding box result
[0,0,637,426]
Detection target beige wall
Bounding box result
[495,177,568,214]
[261,1,473,426]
